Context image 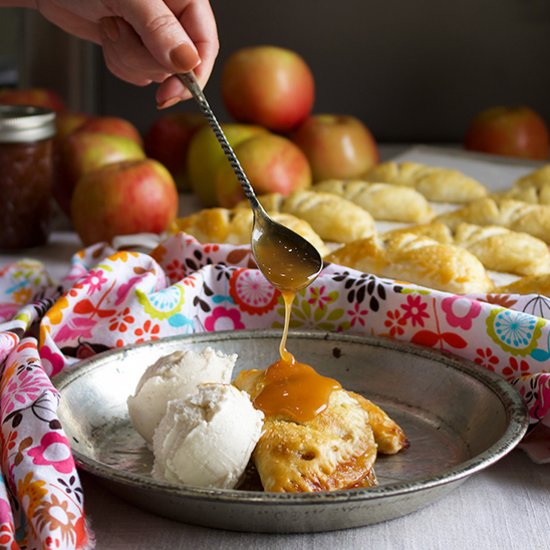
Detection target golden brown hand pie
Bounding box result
[495,274,550,297]
[363,161,488,203]
[235,190,376,243]
[234,368,381,492]
[384,221,550,276]
[312,179,434,223]
[348,392,409,455]
[170,207,329,256]
[497,165,550,204]
[515,164,550,188]
[326,232,494,294]
[452,222,550,276]
[436,197,550,244]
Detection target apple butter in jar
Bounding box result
[0,105,56,249]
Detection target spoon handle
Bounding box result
[176,72,262,211]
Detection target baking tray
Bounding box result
[55,330,528,533]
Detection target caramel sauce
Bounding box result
[252,221,320,293]
[251,220,338,423]
[252,291,341,423]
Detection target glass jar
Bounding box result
[0,104,56,250]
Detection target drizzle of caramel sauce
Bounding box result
[252,290,341,423]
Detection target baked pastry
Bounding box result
[348,392,408,455]
[383,222,454,244]
[236,190,376,243]
[170,207,329,256]
[385,221,550,276]
[498,165,550,204]
[495,274,550,297]
[436,197,550,244]
[453,222,550,276]
[326,232,494,294]
[515,164,550,188]
[233,368,406,492]
[363,161,488,203]
[312,179,434,223]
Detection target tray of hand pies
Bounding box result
[173,145,550,296]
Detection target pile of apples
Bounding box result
[0,45,381,246]
[146,45,380,210]
[1,88,178,246]
[3,45,547,246]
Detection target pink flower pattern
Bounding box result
[204,306,245,332]
[442,295,481,330]
[28,432,75,474]
[0,233,550,548]
[400,294,430,327]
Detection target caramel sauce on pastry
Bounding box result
[248,291,341,423]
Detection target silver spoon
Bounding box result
[176,72,322,292]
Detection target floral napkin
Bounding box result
[1,231,550,548]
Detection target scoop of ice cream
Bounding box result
[152,383,264,489]
[127,347,236,444]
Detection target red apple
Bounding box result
[144,112,206,191]
[215,133,312,208]
[77,116,143,146]
[54,130,145,216]
[464,106,550,160]
[71,158,178,246]
[221,45,315,132]
[291,114,379,182]
[187,123,268,206]
[0,87,65,112]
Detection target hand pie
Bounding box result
[495,274,550,297]
[326,232,494,294]
[170,207,329,256]
[436,197,550,244]
[515,164,550,188]
[312,179,434,223]
[234,367,408,492]
[452,222,550,276]
[385,221,550,276]
[236,190,376,243]
[499,165,550,204]
[363,161,488,203]
[348,392,408,455]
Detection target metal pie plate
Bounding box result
[55,330,528,533]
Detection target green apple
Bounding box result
[187,123,267,206]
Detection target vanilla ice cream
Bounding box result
[127,347,236,444]
[152,383,264,489]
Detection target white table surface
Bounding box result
[79,449,549,550]
[1,146,549,549]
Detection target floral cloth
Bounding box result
[1,232,550,547]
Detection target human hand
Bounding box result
[32,0,219,108]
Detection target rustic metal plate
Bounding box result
[55,330,528,533]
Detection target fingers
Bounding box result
[110,0,201,72]
[100,17,172,86]
[101,0,219,107]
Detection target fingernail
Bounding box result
[157,96,182,110]
[169,43,200,71]
[100,17,120,42]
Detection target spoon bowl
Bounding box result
[177,72,323,292]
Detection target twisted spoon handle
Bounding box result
[176,72,262,211]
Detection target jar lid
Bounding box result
[0,104,56,143]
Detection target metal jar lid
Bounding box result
[0,104,56,143]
